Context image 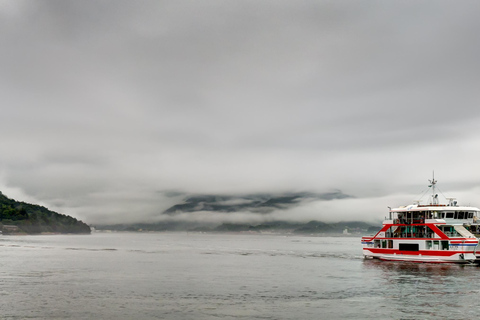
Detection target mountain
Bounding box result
[95,190,375,233]
[163,191,352,215]
[0,191,91,234]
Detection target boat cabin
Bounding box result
[388,206,479,225]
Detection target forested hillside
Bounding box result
[0,192,90,234]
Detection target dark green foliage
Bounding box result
[0,192,90,234]
[0,204,28,221]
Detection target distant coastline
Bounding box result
[95,220,379,235]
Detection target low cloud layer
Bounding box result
[1,1,480,225]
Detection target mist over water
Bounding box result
[0,233,477,319]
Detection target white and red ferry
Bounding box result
[362,176,480,263]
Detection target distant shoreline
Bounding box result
[93,230,368,237]
[2,232,92,236]
[94,220,379,235]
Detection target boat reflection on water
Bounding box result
[362,257,473,275]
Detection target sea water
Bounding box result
[0,232,478,319]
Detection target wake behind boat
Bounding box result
[361,175,480,264]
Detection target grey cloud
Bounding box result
[1,1,480,224]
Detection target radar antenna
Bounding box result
[428,171,438,205]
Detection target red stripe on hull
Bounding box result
[364,248,467,256]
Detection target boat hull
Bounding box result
[363,248,476,263]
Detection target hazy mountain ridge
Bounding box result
[95,191,380,233]
[163,191,352,215]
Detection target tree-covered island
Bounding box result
[0,191,90,234]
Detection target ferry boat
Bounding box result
[361,176,480,263]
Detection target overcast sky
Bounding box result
[1,0,480,225]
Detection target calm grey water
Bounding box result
[0,232,478,319]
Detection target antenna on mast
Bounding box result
[428,171,438,205]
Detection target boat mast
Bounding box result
[429,171,438,205]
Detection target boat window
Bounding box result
[439,212,445,219]
[440,226,462,237]
[458,212,465,219]
[399,243,419,251]
[468,212,474,219]
[388,240,393,248]
[441,241,449,250]
[381,240,387,248]
[374,240,380,248]
[391,225,435,238]
[426,240,432,249]
[446,212,454,219]
[413,212,425,224]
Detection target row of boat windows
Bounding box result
[438,212,474,219]
[373,240,449,251]
[438,226,463,237]
[393,211,475,224]
[384,226,461,238]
